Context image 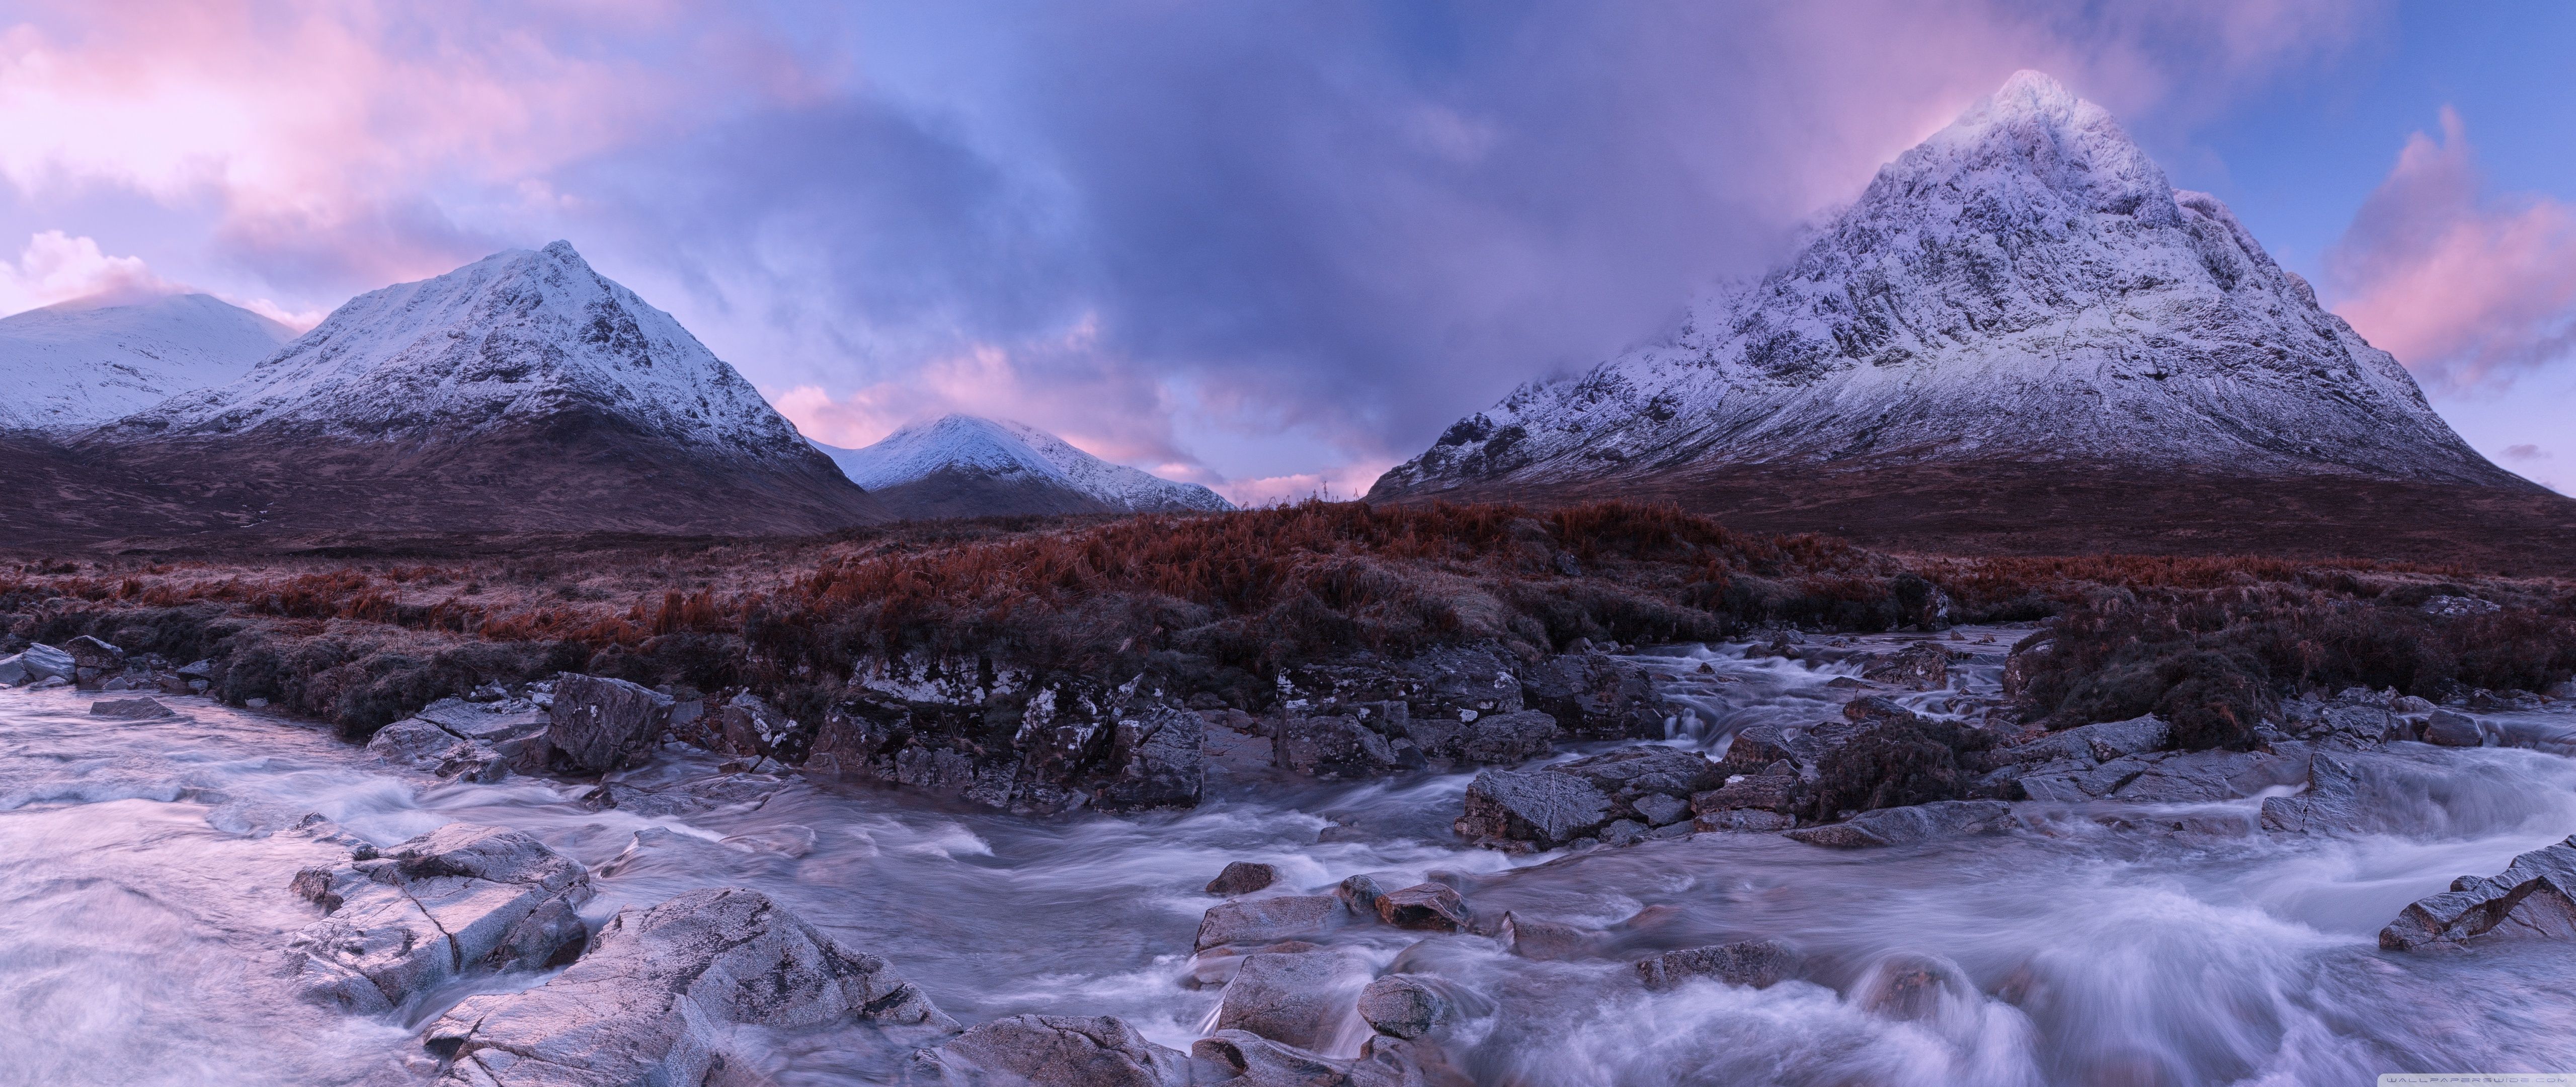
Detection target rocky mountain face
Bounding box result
[813,414,1233,520]
[11,243,884,548]
[0,293,294,431]
[1370,72,2568,564]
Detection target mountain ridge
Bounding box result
[813,414,1233,519]
[0,292,295,432]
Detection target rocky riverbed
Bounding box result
[7,627,2576,1084]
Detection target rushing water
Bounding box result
[5,629,2576,1085]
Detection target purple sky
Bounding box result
[1,1,2569,498]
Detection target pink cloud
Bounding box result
[0,230,179,313]
[2328,108,2576,390]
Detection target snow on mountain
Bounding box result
[814,415,1233,516]
[0,293,294,431]
[116,241,815,464]
[1373,70,2522,499]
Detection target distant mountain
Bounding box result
[18,242,884,547]
[1370,71,2573,569]
[813,415,1233,519]
[0,293,294,431]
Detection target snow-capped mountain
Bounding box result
[50,242,883,542]
[813,415,1233,519]
[0,293,294,431]
[1372,71,2526,503]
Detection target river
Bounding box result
[5,628,2573,1085]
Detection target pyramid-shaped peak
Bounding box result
[1989,70,2081,117]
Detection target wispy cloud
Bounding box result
[2327,108,2576,390]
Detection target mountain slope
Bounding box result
[1369,71,2570,566]
[0,293,295,431]
[17,242,884,547]
[813,415,1233,519]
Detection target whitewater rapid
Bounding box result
[5,632,2575,1085]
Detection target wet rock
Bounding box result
[1500,912,1605,961]
[2381,835,2576,951]
[88,696,176,720]
[1785,800,2013,848]
[1096,704,1206,811]
[365,718,507,783]
[1549,746,1725,820]
[2257,753,2369,834]
[1992,714,2170,765]
[545,673,674,774]
[1454,710,1559,763]
[415,697,553,772]
[1357,975,1451,1039]
[2109,745,2310,804]
[1209,861,1283,897]
[1691,762,1805,819]
[1197,894,1347,951]
[1279,714,1405,779]
[1635,939,1799,991]
[1194,1030,1464,1087]
[284,824,591,1014]
[1631,792,1691,826]
[1336,874,1393,913]
[1519,653,1668,739]
[63,635,124,672]
[1216,950,1369,1050]
[1855,952,1978,1022]
[1859,642,1952,691]
[910,1015,1184,1086]
[432,886,952,1085]
[1453,769,1612,849]
[1,642,75,685]
[175,658,218,679]
[2422,709,2484,747]
[1693,809,1795,832]
[700,690,807,762]
[2017,753,2158,803]
[1375,883,1468,931]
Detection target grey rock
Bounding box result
[9,643,75,683]
[910,1015,1186,1086]
[1859,642,1952,690]
[88,696,176,720]
[1336,874,1394,913]
[545,673,674,774]
[1690,765,1805,817]
[284,824,591,1014]
[2382,835,2576,951]
[2423,709,2484,747]
[175,658,218,678]
[367,718,508,783]
[433,886,952,1086]
[1635,939,1799,991]
[1097,704,1206,811]
[62,635,124,671]
[1598,818,1651,846]
[1455,710,1559,763]
[1500,913,1606,961]
[1216,950,1369,1050]
[1693,809,1795,832]
[1856,953,1979,1023]
[1208,861,1282,897]
[1197,894,1347,951]
[2258,753,2369,834]
[1374,883,1468,931]
[1453,769,1612,849]
[1993,714,2170,765]
[1279,714,1404,779]
[1518,653,1666,739]
[1785,800,2013,848]
[1632,793,1691,826]
[1356,975,1451,1039]
[2110,746,2310,803]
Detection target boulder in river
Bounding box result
[88,696,176,720]
[2381,835,2576,951]
[2421,709,2484,747]
[1197,893,1347,951]
[2257,753,2370,834]
[1635,939,1800,991]
[1215,949,1370,1050]
[546,673,674,774]
[1519,652,1668,739]
[1785,800,2013,848]
[1279,713,1408,779]
[430,886,953,1085]
[1454,768,1612,849]
[283,824,591,1014]
[1374,883,1469,931]
[0,642,76,685]
[1398,708,1561,765]
[1095,704,1206,811]
[1207,861,1282,897]
[1859,642,1954,690]
[910,1014,1188,1086]
[367,718,510,783]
